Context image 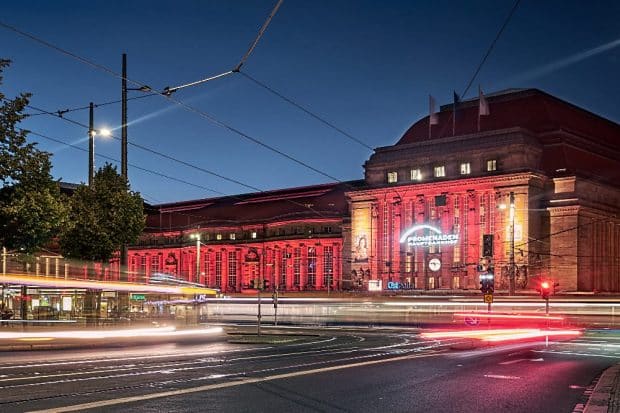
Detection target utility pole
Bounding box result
[88,102,95,186]
[509,191,516,296]
[121,53,128,180]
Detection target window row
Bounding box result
[387,159,497,184]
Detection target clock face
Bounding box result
[428,258,441,272]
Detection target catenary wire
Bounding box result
[0,19,344,184]
[238,70,374,150]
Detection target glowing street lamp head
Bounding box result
[99,128,111,137]
[541,281,550,289]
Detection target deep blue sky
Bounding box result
[2,0,619,204]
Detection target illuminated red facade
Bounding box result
[346,89,620,292]
[128,182,361,293]
[130,89,620,293]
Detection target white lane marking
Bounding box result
[28,351,443,413]
[484,374,521,380]
[499,359,528,365]
[498,358,542,365]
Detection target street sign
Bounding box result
[483,294,493,304]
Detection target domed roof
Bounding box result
[396,89,620,149]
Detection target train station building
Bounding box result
[130,89,620,293]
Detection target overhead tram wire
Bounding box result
[25,93,157,117]
[11,97,337,221]
[12,98,265,193]
[22,128,224,194]
[23,125,338,226]
[159,0,283,94]
[460,0,521,99]
[234,0,284,72]
[0,18,345,184]
[435,0,521,138]
[238,70,374,151]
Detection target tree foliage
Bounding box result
[60,163,145,261]
[0,59,67,252]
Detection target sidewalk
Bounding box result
[584,364,620,413]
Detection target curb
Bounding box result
[584,363,620,413]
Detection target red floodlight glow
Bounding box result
[421,328,582,342]
[541,281,550,289]
[480,329,581,342]
[421,329,533,339]
[453,313,564,321]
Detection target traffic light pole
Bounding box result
[257,287,262,336]
[273,287,278,326]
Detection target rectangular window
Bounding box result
[410,169,422,181]
[460,162,471,175]
[480,193,487,229]
[387,171,398,183]
[215,252,222,287]
[229,233,236,240]
[434,165,446,178]
[323,246,333,287]
[307,247,317,287]
[227,251,237,288]
[293,248,301,286]
[251,231,257,239]
[203,252,210,286]
[140,256,147,275]
[280,251,287,288]
[150,255,159,273]
[487,159,497,171]
[216,233,222,240]
[405,250,412,273]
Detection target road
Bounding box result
[0,328,617,412]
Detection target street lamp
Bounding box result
[190,233,201,284]
[88,102,111,186]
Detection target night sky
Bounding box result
[2,0,619,204]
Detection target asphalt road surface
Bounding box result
[0,328,617,413]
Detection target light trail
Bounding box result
[0,273,218,295]
[421,328,581,342]
[0,326,223,340]
[453,313,564,321]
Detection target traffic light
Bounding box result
[482,234,494,257]
[539,280,552,299]
[479,273,494,294]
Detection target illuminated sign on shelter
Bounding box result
[399,224,459,247]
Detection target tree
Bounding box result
[0,59,67,253]
[60,163,145,262]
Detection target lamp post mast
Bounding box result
[195,235,201,283]
[509,191,516,296]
